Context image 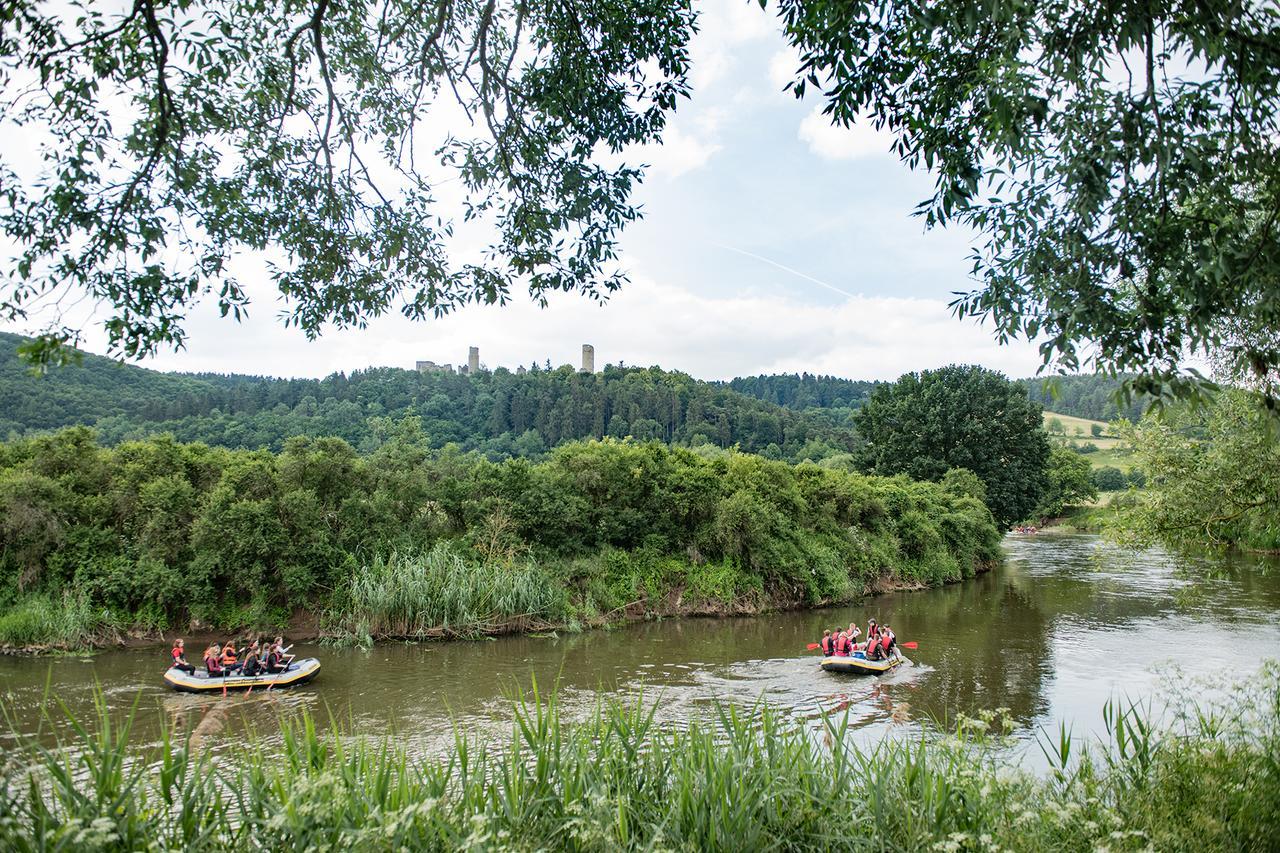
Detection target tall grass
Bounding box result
[325,543,569,645]
[3,666,1278,851]
[0,590,107,650]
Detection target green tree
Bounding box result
[1090,424,1103,439]
[776,0,1280,408]
[940,467,986,503]
[855,365,1049,527]
[1114,391,1280,551]
[1092,467,1127,492]
[1035,446,1097,519]
[7,3,1280,406]
[1,0,695,365]
[1047,417,1065,435]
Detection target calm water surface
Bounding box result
[2,534,1277,758]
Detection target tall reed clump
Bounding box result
[325,542,568,645]
[0,590,106,650]
[3,665,1278,851]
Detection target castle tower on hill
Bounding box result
[417,344,593,375]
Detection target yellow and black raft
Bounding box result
[820,654,903,676]
[164,658,321,693]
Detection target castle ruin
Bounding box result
[417,344,594,375]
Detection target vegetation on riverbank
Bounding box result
[3,666,1276,851]
[0,429,1000,651]
[1112,390,1280,553]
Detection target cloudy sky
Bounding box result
[6,0,1049,383]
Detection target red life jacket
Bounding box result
[880,634,892,652]
[820,636,833,656]
[834,634,850,656]
[171,646,183,662]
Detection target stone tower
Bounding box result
[581,344,595,373]
[468,346,480,374]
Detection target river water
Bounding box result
[1,534,1277,759]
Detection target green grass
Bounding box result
[1043,410,1114,437]
[3,666,1277,851]
[1085,447,1138,472]
[324,543,570,645]
[0,591,107,649]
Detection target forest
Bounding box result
[1018,375,1147,423]
[0,334,1140,463]
[0,334,862,463]
[0,427,1001,648]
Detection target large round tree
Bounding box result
[855,365,1049,528]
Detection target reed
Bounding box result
[2,665,1277,851]
[325,543,569,645]
[0,590,107,650]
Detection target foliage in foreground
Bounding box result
[1113,390,1280,552]
[2,667,1278,851]
[0,429,1000,647]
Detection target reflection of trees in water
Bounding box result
[889,567,1054,726]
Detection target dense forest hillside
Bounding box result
[0,334,860,462]
[1018,375,1147,422]
[724,374,877,410]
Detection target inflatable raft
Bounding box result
[163,658,321,693]
[819,654,903,676]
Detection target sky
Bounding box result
[3,0,1049,383]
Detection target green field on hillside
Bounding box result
[1042,411,1136,468]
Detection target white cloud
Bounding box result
[798,106,894,161]
[637,126,723,179]
[768,46,801,90]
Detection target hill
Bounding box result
[1019,374,1147,422]
[1042,410,1138,472]
[723,374,877,410]
[0,334,861,463]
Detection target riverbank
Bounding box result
[0,432,1003,655]
[0,548,994,655]
[4,663,1276,850]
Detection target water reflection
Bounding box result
[1,533,1276,757]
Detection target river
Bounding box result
[1,533,1277,759]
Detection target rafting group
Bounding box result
[818,618,900,662]
[165,636,321,693]
[170,636,294,677]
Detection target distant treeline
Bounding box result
[723,374,877,410]
[0,334,859,463]
[1018,375,1148,423]
[0,428,999,647]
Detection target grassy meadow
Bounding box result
[1043,411,1136,470]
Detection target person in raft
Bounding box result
[819,630,834,656]
[170,639,196,674]
[203,644,226,678]
[240,640,263,676]
[264,637,290,674]
[220,639,242,675]
[880,625,900,659]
